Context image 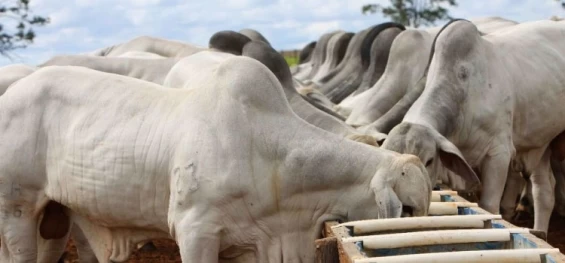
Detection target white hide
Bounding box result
[117,51,166,59]
[40,55,182,85]
[88,36,207,58]
[0,64,37,96]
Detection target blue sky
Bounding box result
[1,0,563,66]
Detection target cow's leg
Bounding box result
[552,159,565,216]
[37,227,71,263]
[530,153,556,233]
[0,237,9,262]
[478,150,511,214]
[176,216,221,263]
[70,223,99,263]
[500,170,525,220]
[0,209,39,262]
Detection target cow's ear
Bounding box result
[436,135,481,190]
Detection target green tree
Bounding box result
[362,0,457,28]
[0,0,49,57]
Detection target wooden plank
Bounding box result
[315,221,340,263]
[315,237,339,263]
[324,221,339,238]
[330,224,366,263]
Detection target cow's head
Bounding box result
[382,122,480,191]
[370,153,432,218]
[425,19,490,107]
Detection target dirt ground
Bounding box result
[61,213,565,262]
[62,239,181,263]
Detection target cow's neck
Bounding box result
[403,84,463,137]
[258,122,388,262]
[274,119,388,218]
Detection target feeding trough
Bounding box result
[315,187,565,263]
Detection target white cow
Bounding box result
[0,64,37,96]
[382,19,565,234]
[87,35,207,58]
[346,17,518,127]
[344,26,438,126]
[320,23,405,104]
[293,31,339,81]
[310,31,353,82]
[117,51,166,59]
[0,57,431,262]
[48,42,382,261]
[297,41,317,64]
[40,55,182,85]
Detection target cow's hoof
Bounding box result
[138,241,158,252]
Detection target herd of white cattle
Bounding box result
[0,14,563,263]
[295,16,565,234]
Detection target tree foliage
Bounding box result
[0,0,49,57]
[362,0,457,28]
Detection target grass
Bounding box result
[284,56,299,67]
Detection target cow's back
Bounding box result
[0,64,37,96]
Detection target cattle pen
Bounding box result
[315,185,565,263]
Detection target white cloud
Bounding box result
[48,8,74,27]
[125,9,149,26]
[300,20,342,37]
[126,0,163,7]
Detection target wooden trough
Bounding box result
[315,186,565,263]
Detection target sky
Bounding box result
[1,0,563,66]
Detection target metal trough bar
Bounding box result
[429,201,478,215]
[431,190,458,202]
[354,248,560,263]
[342,228,531,249]
[336,214,502,235]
